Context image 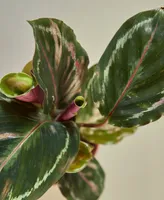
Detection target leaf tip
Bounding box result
[27,20,34,26]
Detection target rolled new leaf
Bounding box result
[0,72,34,98]
[59,158,105,200]
[67,141,93,173]
[16,85,44,104]
[57,96,87,121]
[0,72,44,104]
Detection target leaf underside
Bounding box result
[67,141,93,173]
[81,126,136,144]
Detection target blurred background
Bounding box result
[0,0,164,199]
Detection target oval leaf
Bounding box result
[29,18,89,114]
[58,158,105,200]
[88,8,164,127]
[67,141,93,173]
[0,100,79,200]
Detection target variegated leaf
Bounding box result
[0,100,79,200]
[86,8,164,127]
[81,125,136,144]
[29,18,89,114]
[58,158,105,200]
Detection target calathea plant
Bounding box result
[0,7,164,200]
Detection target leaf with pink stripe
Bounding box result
[58,158,105,200]
[81,8,164,127]
[29,19,89,114]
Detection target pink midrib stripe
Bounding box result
[0,120,48,172]
[39,40,58,106]
[107,23,158,118]
[79,172,97,193]
[80,23,158,128]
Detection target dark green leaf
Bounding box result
[59,158,105,200]
[67,141,93,173]
[0,100,79,200]
[29,18,89,114]
[81,126,136,144]
[87,8,164,127]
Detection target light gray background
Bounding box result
[1,1,164,200]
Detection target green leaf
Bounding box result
[58,158,105,200]
[67,141,93,173]
[0,100,79,200]
[81,125,136,144]
[22,61,33,76]
[0,72,35,98]
[29,18,89,114]
[87,8,164,127]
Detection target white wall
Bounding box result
[0,1,164,199]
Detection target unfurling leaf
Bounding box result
[59,158,105,200]
[81,125,137,144]
[16,85,44,104]
[67,141,93,173]
[0,100,79,200]
[57,96,87,121]
[84,8,164,127]
[0,72,34,98]
[29,18,89,115]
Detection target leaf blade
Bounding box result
[0,101,79,199]
[58,158,105,200]
[29,18,89,114]
[88,8,164,127]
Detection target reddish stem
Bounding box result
[56,96,86,121]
